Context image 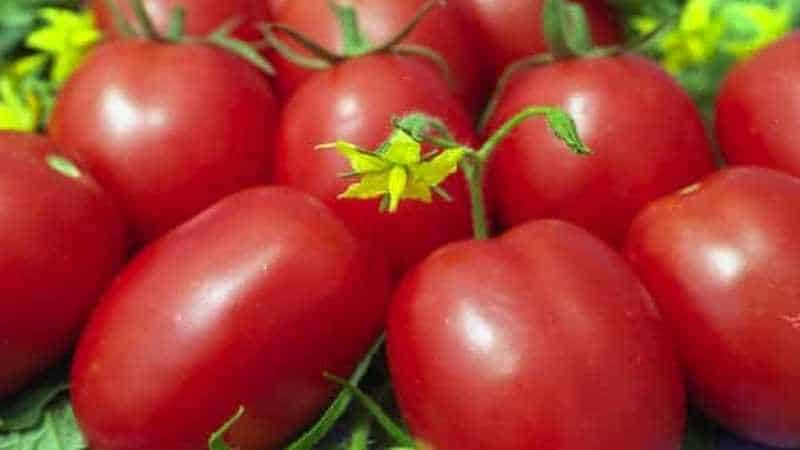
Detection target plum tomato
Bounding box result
[387,219,686,450]
[92,0,268,41]
[716,32,800,176]
[452,0,620,80]
[485,54,715,246]
[270,0,485,112]
[626,167,800,448]
[71,187,392,450]
[50,39,279,245]
[0,133,127,398]
[274,54,475,276]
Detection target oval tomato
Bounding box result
[50,40,279,244]
[388,219,685,450]
[485,54,714,245]
[625,167,800,448]
[0,133,127,398]
[270,0,484,112]
[453,0,620,79]
[274,55,475,276]
[92,0,268,41]
[716,33,800,176]
[71,187,392,450]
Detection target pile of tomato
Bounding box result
[2,0,800,449]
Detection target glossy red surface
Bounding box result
[485,54,715,245]
[626,167,800,448]
[92,0,267,40]
[716,33,800,176]
[270,0,485,112]
[453,0,620,79]
[72,187,392,450]
[388,220,686,450]
[50,40,279,244]
[274,55,475,275]
[0,133,127,398]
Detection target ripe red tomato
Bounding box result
[274,55,475,276]
[452,0,620,79]
[388,220,685,450]
[270,0,484,112]
[716,33,800,176]
[485,55,714,245]
[50,40,279,244]
[625,167,800,448]
[71,187,392,450]
[92,0,268,40]
[0,133,127,398]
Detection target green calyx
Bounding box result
[262,0,451,82]
[105,0,274,75]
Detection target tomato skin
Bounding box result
[625,167,800,448]
[274,55,475,275]
[716,33,800,176]
[71,187,392,450]
[486,55,714,245]
[452,0,620,79]
[50,40,279,244]
[92,0,268,40]
[0,133,127,398]
[387,220,685,450]
[270,0,484,112]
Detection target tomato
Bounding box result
[270,0,485,112]
[485,55,714,246]
[50,40,279,245]
[92,0,268,41]
[716,33,800,176]
[387,219,685,450]
[625,167,800,448]
[71,187,392,450]
[274,55,475,276]
[452,0,620,79]
[0,133,127,398]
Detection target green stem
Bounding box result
[165,6,186,42]
[128,0,161,40]
[104,0,136,37]
[463,106,590,240]
[460,155,490,240]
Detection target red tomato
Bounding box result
[485,55,714,245]
[388,220,685,450]
[274,55,475,276]
[50,40,279,244]
[625,167,800,448]
[71,187,392,450]
[716,33,800,176]
[453,0,620,79]
[0,133,127,398]
[270,0,485,112]
[92,0,268,41]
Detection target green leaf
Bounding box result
[0,397,87,450]
[208,406,244,450]
[0,380,68,432]
[544,109,592,155]
[285,336,385,450]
